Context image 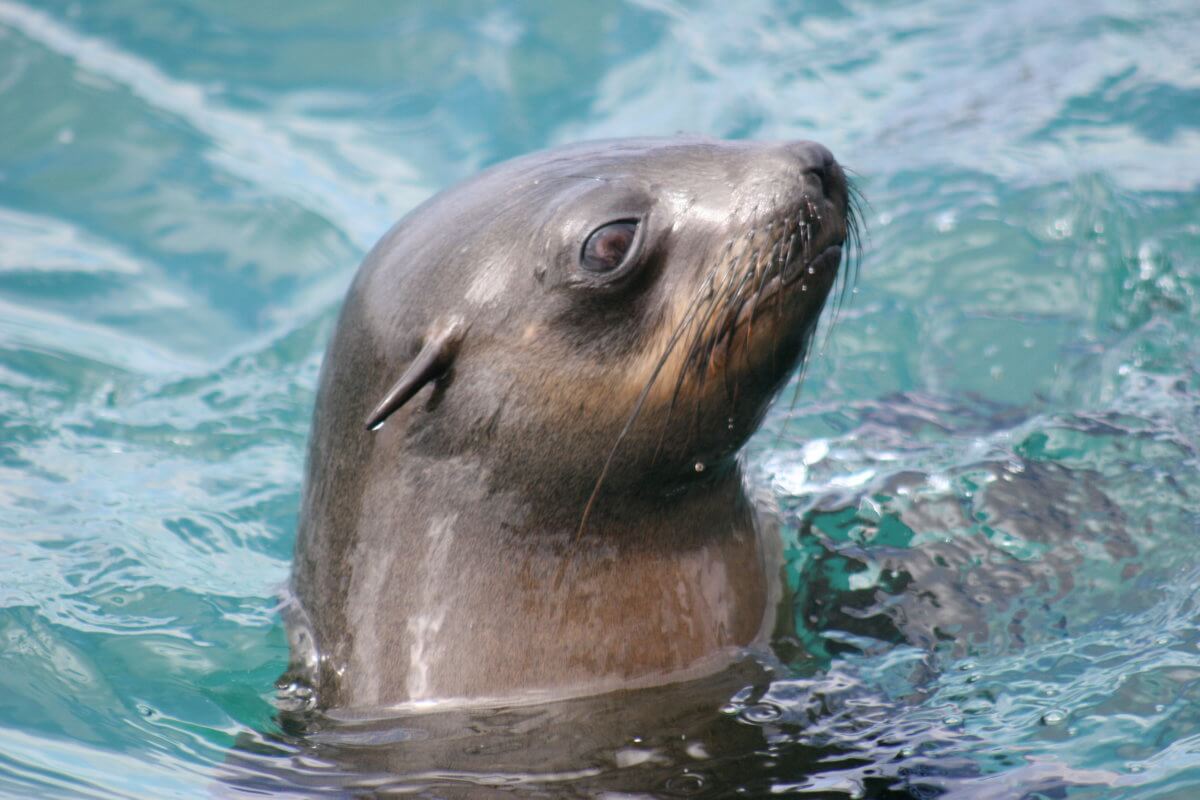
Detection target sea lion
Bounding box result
[286,137,855,711]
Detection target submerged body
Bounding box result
[289,137,852,710]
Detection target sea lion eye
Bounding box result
[581,220,638,273]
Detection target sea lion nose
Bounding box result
[784,140,842,199]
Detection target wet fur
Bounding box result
[288,137,856,709]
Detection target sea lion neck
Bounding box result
[391,447,749,548]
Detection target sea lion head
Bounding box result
[338,137,856,512]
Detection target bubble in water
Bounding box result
[1041,710,1067,726]
[740,703,783,724]
[943,715,963,726]
[694,462,705,473]
[664,772,707,795]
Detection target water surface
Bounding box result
[1,1,1198,797]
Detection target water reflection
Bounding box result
[229,659,937,798]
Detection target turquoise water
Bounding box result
[1,0,1198,797]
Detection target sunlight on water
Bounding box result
[1,0,1198,797]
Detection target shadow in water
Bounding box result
[220,657,957,798]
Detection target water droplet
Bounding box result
[1041,709,1067,726]
[694,462,705,473]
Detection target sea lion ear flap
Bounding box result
[364,321,466,431]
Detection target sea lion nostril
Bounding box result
[779,141,837,196]
[806,155,841,199]
[808,163,830,197]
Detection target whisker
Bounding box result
[777,178,865,451]
[652,243,733,463]
[572,245,734,551]
[683,228,764,445]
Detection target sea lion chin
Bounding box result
[287,136,855,711]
